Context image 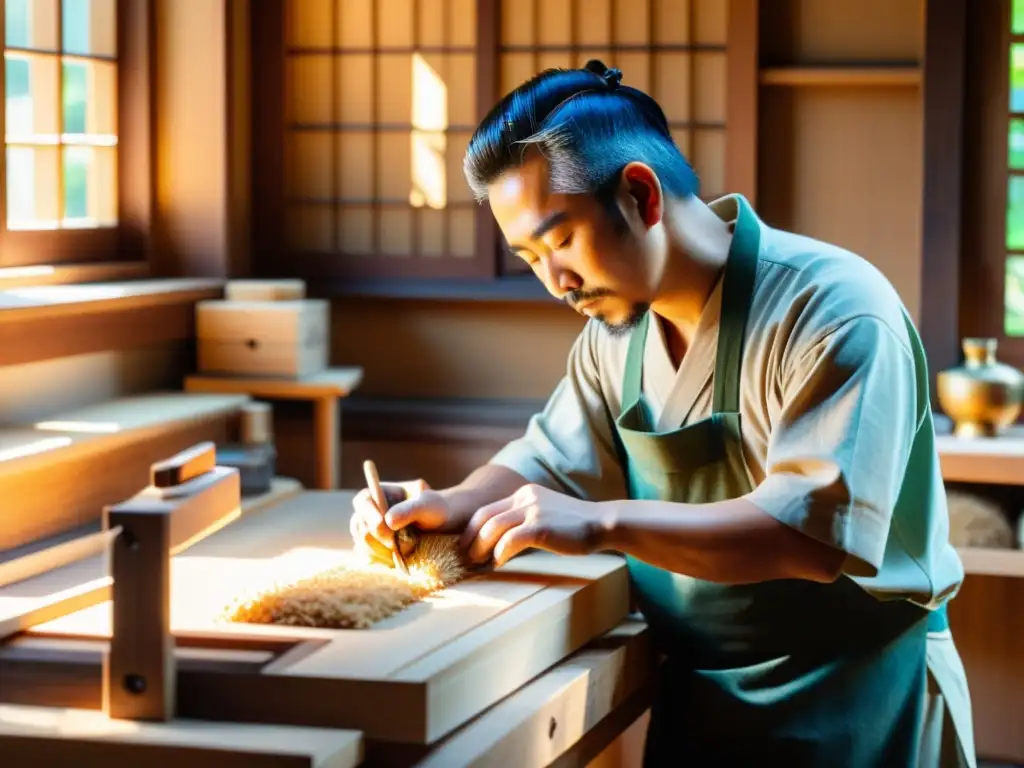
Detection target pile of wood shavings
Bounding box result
[221,534,469,629]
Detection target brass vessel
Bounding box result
[936,338,1024,438]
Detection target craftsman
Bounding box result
[351,61,975,767]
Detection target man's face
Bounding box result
[487,153,660,334]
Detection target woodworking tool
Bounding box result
[362,459,411,575]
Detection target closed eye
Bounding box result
[555,233,574,250]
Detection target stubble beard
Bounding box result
[598,302,649,337]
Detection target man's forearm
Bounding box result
[598,497,846,584]
[439,464,530,524]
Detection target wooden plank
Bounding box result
[759,66,922,87]
[0,393,248,550]
[0,278,223,319]
[0,526,116,589]
[0,705,363,768]
[1,393,249,478]
[151,442,218,488]
[366,621,654,768]
[3,491,630,746]
[956,547,1024,578]
[0,478,300,591]
[0,262,149,290]
[935,429,1024,485]
[185,368,365,400]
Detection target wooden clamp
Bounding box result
[102,442,241,722]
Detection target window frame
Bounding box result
[959,0,1024,371]
[0,0,153,269]
[249,0,759,302]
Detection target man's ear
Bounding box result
[616,162,663,229]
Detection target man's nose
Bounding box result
[548,258,582,298]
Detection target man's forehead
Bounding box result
[491,153,551,206]
[489,156,559,243]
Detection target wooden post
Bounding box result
[102,503,175,721]
[101,443,242,721]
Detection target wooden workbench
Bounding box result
[0,489,655,767]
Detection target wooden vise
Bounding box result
[101,442,240,722]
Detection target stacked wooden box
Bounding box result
[196,279,330,379]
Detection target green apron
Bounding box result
[613,200,947,766]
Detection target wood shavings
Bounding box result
[221,534,470,629]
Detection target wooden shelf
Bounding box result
[936,427,1024,486]
[0,278,225,367]
[759,66,921,87]
[958,547,1024,578]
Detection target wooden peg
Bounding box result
[150,441,216,488]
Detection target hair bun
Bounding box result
[583,59,623,89]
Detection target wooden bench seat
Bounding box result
[0,392,249,550]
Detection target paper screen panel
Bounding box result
[496,0,727,275]
[283,0,480,278]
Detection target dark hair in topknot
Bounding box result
[463,59,698,205]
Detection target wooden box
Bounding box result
[196,300,330,378]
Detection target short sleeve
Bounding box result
[488,323,628,502]
[745,315,920,577]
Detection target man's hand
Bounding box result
[459,484,606,567]
[350,480,468,564]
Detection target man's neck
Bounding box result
[648,197,734,363]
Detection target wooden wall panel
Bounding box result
[947,574,1024,763]
[757,87,924,321]
[759,0,923,65]
[330,299,583,399]
[755,0,925,322]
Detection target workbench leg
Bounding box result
[314,396,339,490]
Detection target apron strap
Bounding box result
[622,195,762,418]
[927,604,949,633]
[711,197,761,414]
[622,309,651,410]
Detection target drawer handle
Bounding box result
[245,338,260,350]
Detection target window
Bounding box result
[0,0,140,268]
[250,0,751,296]
[1007,0,1024,335]
[279,0,482,281]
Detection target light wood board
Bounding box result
[184,367,364,400]
[0,703,362,767]
[0,477,304,639]
[1,491,630,745]
[935,428,1024,486]
[365,620,654,768]
[0,392,249,478]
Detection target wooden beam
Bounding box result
[118,0,157,265]
[919,0,969,388]
[0,279,223,367]
[153,0,251,279]
[249,0,286,281]
[725,0,759,205]
[474,0,501,280]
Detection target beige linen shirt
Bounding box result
[490,195,964,610]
